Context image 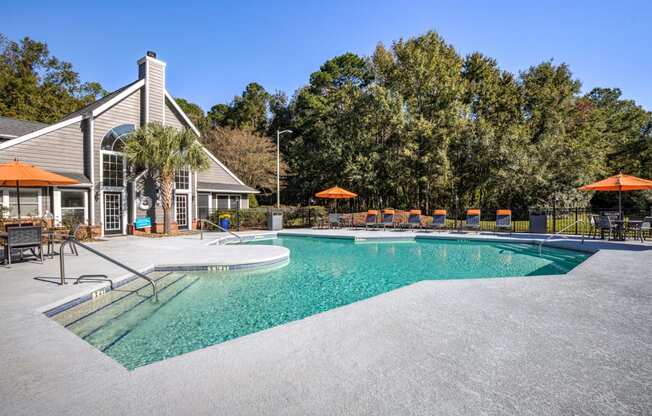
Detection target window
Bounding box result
[198,193,210,219]
[4,189,40,217]
[101,124,133,189]
[102,153,124,187]
[61,190,86,224]
[175,169,189,190]
[101,124,134,151]
[229,195,240,210]
[214,195,229,209]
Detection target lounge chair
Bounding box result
[380,209,395,229]
[406,210,422,230]
[465,209,481,232]
[3,225,44,265]
[364,210,379,229]
[495,209,512,235]
[431,210,447,231]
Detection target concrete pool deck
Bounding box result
[0,229,651,415]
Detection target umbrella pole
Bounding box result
[618,190,622,219]
[16,181,21,225]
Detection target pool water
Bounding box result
[57,236,589,369]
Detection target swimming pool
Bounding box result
[52,236,589,369]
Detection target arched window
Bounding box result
[101,124,135,152]
[101,124,134,188]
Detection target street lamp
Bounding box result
[276,129,292,208]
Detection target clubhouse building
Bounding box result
[0,52,256,236]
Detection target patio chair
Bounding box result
[495,209,512,235]
[636,217,651,243]
[587,214,600,239]
[3,225,44,265]
[431,210,447,231]
[596,215,619,240]
[328,213,341,229]
[364,210,379,229]
[406,210,422,230]
[5,222,34,231]
[380,209,395,229]
[465,209,481,232]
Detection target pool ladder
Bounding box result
[198,219,243,244]
[59,237,158,302]
[538,220,584,255]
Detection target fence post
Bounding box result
[552,198,557,234]
[575,207,578,235]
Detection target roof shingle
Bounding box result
[0,117,49,140]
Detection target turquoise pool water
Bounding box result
[61,236,589,369]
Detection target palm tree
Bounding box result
[124,123,209,234]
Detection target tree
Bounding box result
[0,34,105,122]
[174,98,207,130]
[124,123,209,234]
[201,127,286,193]
[207,83,271,133]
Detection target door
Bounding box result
[104,192,122,235]
[197,192,210,220]
[175,194,188,229]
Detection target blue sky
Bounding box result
[5,0,652,111]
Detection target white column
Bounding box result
[53,189,62,226]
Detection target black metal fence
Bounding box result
[201,206,328,231]
[200,205,650,236]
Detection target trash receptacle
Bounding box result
[268,210,283,231]
[219,214,230,231]
[529,213,547,234]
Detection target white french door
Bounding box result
[175,194,188,229]
[104,192,122,234]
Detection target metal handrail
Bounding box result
[198,218,242,243]
[59,237,158,302]
[538,220,584,255]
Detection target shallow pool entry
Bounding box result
[51,236,589,369]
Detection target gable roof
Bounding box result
[61,79,143,121]
[0,79,144,150]
[0,116,49,140]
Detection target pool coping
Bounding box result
[277,230,598,254]
[41,230,594,318]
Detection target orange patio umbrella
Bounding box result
[315,186,357,214]
[315,186,358,199]
[578,173,652,218]
[0,160,79,220]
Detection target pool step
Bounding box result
[86,275,200,352]
[56,272,192,340]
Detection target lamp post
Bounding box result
[276,129,292,208]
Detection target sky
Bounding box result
[5,0,652,111]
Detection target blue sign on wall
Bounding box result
[134,217,152,229]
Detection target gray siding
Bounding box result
[0,121,85,174]
[164,98,186,130]
[148,62,165,123]
[134,175,164,223]
[196,158,241,186]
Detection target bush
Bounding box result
[248,194,259,208]
[206,205,328,229]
